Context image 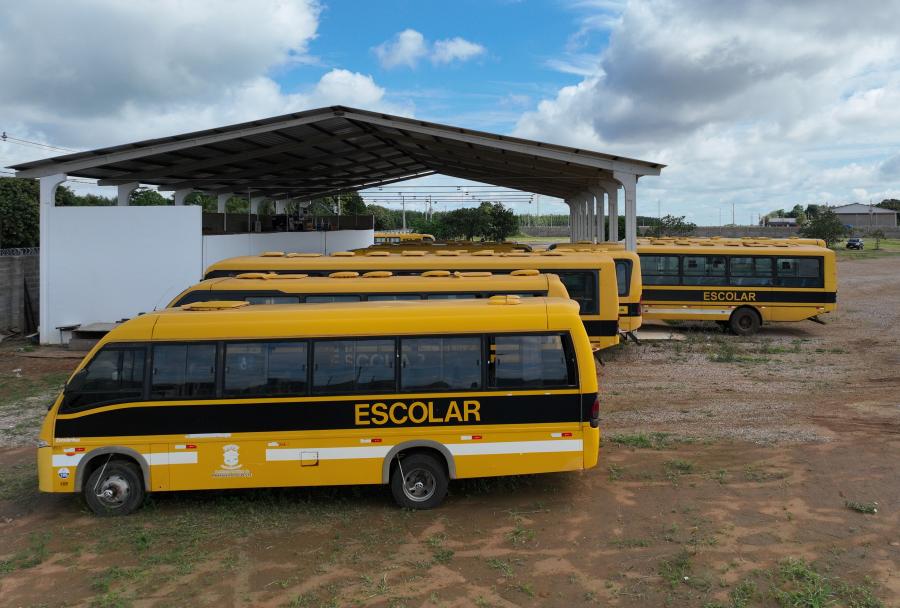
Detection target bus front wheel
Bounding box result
[729,307,761,336]
[390,453,448,509]
[83,460,145,516]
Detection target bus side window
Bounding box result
[367,294,422,301]
[63,346,146,411]
[305,295,362,304]
[682,256,725,286]
[776,257,821,288]
[401,337,482,391]
[489,334,574,389]
[245,296,301,305]
[224,342,308,397]
[640,255,680,285]
[150,344,217,400]
[312,339,395,394]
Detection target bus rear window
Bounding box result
[614,260,632,296]
[489,334,575,389]
[554,271,598,314]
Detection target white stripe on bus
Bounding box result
[51,452,197,468]
[265,439,583,462]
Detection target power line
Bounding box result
[0,132,78,153]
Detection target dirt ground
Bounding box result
[0,255,897,608]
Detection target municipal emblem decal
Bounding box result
[221,444,241,470]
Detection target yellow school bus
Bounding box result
[362,241,533,253]
[38,297,599,514]
[374,232,436,244]
[168,270,569,307]
[544,245,643,338]
[637,240,837,334]
[204,250,622,349]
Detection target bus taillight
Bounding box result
[590,396,600,427]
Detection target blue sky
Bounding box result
[2,0,899,225]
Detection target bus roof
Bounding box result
[104,297,584,343]
[636,240,832,255]
[204,250,618,277]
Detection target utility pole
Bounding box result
[719,208,722,226]
[732,202,735,226]
[401,196,407,231]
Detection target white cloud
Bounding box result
[515,0,900,223]
[373,29,486,69]
[0,1,409,166]
[373,29,429,69]
[432,37,486,64]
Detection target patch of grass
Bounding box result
[89,591,130,608]
[0,531,50,574]
[658,549,709,590]
[486,558,515,578]
[0,461,38,501]
[432,548,454,564]
[513,582,535,598]
[610,538,651,549]
[845,500,878,514]
[709,340,739,363]
[0,371,69,410]
[507,520,536,546]
[664,459,694,475]
[607,464,624,480]
[608,432,674,449]
[743,466,790,482]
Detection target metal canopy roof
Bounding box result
[9,105,664,201]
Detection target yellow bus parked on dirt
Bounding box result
[168,270,570,307]
[38,297,600,515]
[544,245,643,338]
[374,232,435,244]
[203,250,623,349]
[637,240,837,334]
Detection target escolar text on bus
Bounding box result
[355,400,481,426]
[703,291,757,302]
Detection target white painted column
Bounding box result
[607,185,619,243]
[566,200,575,243]
[217,193,231,214]
[250,196,264,214]
[173,189,191,206]
[614,171,637,251]
[39,173,67,344]
[117,182,139,206]
[590,186,605,242]
[275,200,287,214]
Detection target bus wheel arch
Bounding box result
[729,306,762,335]
[381,440,455,484]
[75,447,150,493]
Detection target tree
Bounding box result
[481,201,519,241]
[867,229,886,250]
[658,214,696,236]
[185,192,217,212]
[365,204,397,230]
[805,204,821,220]
[787,204,807,225]
[130,188,170,206]
[0,177,40,248]
[877,199,900,212]
[340,192,367,215]
[800,207,845,246]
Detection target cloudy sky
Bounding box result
[2,0,898,224]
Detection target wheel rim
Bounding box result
[739,315,752,329]
[402,467,437,502]
[95,473,131,509]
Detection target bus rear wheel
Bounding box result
[390,453,448,510]
[83,460,145,516]
[729,307,761,336]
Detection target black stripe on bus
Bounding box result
[55,393,598,438]
[582,320,618,336]
[622,303,641,317]
[642,289,836,304]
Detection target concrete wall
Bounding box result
[38,203,373,344]
[518,226,570,237]
[43,206,202,344]
[201,229,373,268]
[690,226,801,238]
[0,254,38,334]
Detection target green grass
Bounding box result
[835,237,900,260]
[608,432,675,449]
[0,370,69,410]
[659,549,710,591]
[0,531,50,574]
[844,500,878,514]
[0,461,38,501]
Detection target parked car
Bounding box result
[846,238,864,250]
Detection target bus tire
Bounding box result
[729,307,761,336]
[83,460,145,516]
[390,453,448,510]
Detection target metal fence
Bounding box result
[0,247,39,257]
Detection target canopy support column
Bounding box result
[607,184,619,243]
[590,186,605,243]
[614,171,637,251]
[117,182,139,206]
[39,173,66,344]
[173,189,191,206]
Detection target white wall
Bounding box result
[41,205,373,345]
[43,206,202,344]
[202,229,373,268]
